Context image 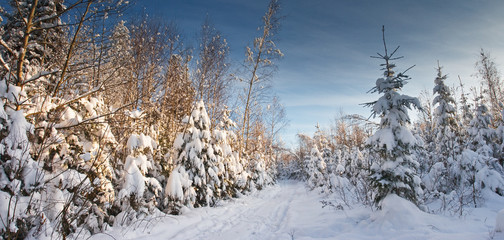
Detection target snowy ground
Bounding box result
[92,181,504,240]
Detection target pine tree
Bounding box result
[364,27,423,206]
[427,64,461,194]
[306,146,327,191]
[433,64,459,158]
[1,0,66,81]
[0,78,42,238]
[497,108,504,166]
[116,132,162,224]
[212,107,245,197]
[465,103,504,197]
[171,100,221,208]
[313,124,334,173]
[247,132,274,191]
[57,96,118,234]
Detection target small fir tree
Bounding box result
[170,100,222,208]
[212,107,245,197]
[0,79,42,239]
[306,146,327,191]
[465,103,504,196]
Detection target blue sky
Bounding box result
[134,0,504,146]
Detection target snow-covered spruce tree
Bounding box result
[324,146,354,205]
[497,108,504,166]
[350,148,374,205]
[458,81,473,130]
[167,100,222,210]
[0,0,66,82]
[116,132,162,225]
[0,2,117,238]
[323,147,336,176]
[414,91,436,174]
[39,96,119,236]
[0,79,43,239]
[301,152,311,181]
[364,27,423,206]
[306,146,328,192]
[425,64,461,195]
[464,103,504,197]
[474,49,504,167]
[0,2,68,236]
[304,146,318,189]
[250,148,275,191]
[212,107,247,197]
[241,119,275,191]
[313,124,334,173]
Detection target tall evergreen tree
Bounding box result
[433,64,459,156]
[427,64,461,193]
[364,27,423,206]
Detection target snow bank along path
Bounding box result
[95,181,503,240]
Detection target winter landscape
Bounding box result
[2,0,504,239]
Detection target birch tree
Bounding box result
[240,0,283,154]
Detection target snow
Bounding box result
[166,166,192,201]
[125,109,144,119]
[0,191,11,230]
[496,209,504,232]
[370,194,431,230]
[126,133,156,151]
[120,156,147,199]
[0,79,23,103]
[368,128,395,151]
[93,181,504,240]
[55,106,82,128]
[173,134,185,149]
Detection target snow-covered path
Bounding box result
[99,181,344,240]
[134,181,319,240]
[161,181,303,240]
[95,180,504,240]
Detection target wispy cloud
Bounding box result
[137,0,504,145]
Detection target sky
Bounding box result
[132,0,504,147]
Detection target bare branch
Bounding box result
[52,0,93,97]
[389,46,400,58]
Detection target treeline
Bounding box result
[0,0,288,239]
[288,28,504,214]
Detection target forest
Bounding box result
[1,0,504,239]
